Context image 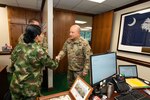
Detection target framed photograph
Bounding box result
[38,76,93,100]
[117,8,150,55]
[70,76,93,100]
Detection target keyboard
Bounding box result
[140,97,150,100]
[114,90,147,100]
[130,90,145,99]
[115,93,135,100]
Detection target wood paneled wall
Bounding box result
[53,9,75,73]
[91,11,114,54]
[53,9,114,73]
[7,6,41,48]
[7,6,113,73]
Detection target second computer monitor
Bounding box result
[118,65,138,78]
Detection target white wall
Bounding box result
[0,7,10,51]
[0,7,11,69]
[42,0,53,88]
[0,55,11,67]
[110,1,150,81]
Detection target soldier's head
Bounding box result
[23,25,43,44]
[69,24,80,40]
[28,18,40,26]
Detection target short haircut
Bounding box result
[28,18,40,24]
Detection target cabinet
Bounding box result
[0,66,9,100]
[91,11,114,54]
[9,24,25,48]
[7,6,41,48]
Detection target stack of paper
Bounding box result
[126,78,150,89]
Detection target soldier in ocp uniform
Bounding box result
[10,25,58,100]
[18,18,40,44]
[18,18,48,49]
[56,24,92,88]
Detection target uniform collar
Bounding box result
[67,37,82,44]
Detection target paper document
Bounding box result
[126,78,150,89]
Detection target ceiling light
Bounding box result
[81,27,92,31]
[81,28,90,31]
[75,20,87,24]
[84,27,92,30]
[88,0,106,3]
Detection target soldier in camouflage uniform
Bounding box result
[10,25,58,100]
[56,24,92,87]
[18,18,48,49]
[18,18,40,44]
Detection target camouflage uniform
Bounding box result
[40,35,48,49]
[58,37,92,87]
[18,33,24,44]
[10,42,58,100]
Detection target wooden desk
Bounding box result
[0,51,11,55]
[98,89,150,100]
[38,91,74,100]
[0,66,9,100]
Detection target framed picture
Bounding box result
[38,76,93,100]
[117,7,150,55]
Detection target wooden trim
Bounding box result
[54,8,94,16]
[0,4,6,7]
[114,0,150,11]
[0,51,11,55]
[117,55,150,67]
[41,0,46,11]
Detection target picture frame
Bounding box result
[117,7,150,55]
[38,76,93,100]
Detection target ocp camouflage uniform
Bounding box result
[18,33,24,44]
[58,37,92,87]
[10,42,58,100]
[40,35,48,49]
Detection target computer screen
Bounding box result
[90,52,117,86]
[119,65,138,78]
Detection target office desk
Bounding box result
[0,51,11,55]
[92,89,150,100]
[0,66,9,100]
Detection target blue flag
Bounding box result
[121,12,150,47]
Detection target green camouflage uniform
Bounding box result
[10,42,58,100]
[18,33,24,44]
[58,37,92,87]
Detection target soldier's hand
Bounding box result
[55,56,60,62]
[82,72,87,77]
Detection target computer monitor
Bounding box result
[90,52,117,86]
[118,65,138,78]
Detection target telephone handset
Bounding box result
[113,75,130,93]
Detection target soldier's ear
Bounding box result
[34,35,39,42]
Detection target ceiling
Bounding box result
[0,0,139,14]
[54,0,138,14]
[0,0,140,30]
[0,0,42,10]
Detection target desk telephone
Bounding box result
[113,75,130,93]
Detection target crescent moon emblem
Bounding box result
[128,17,136,26]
